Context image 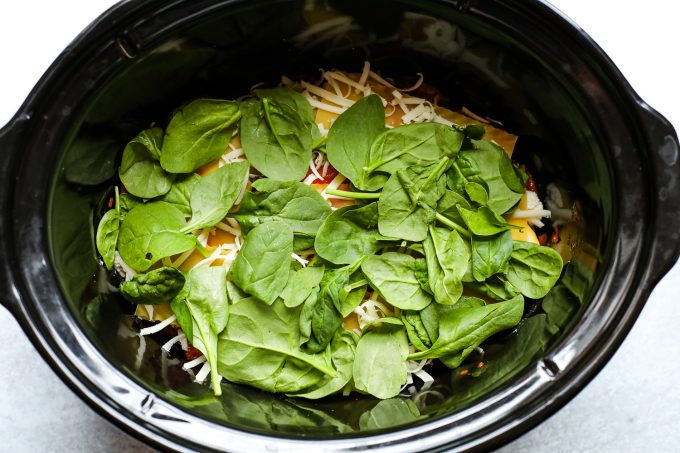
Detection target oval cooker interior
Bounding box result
[46,0,617,439]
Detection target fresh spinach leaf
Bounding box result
[226,280,254,305]
[338,272,368,317]
[457,205,519,236]
[171,267,229,396]
[281,265,325,308]
[315,202,396,265]
[414,257,431,294]
[504,242,563,299]
[378,158,449,242]
[448,140,524,214]
[160,99,241,173]
[471,230,513,281]
[402,304,440,351]
[466,274,520,301]
[300,259,365,353]
[119,128,175,199]
[183,161,249,232]
[291,330,356,399]
[409,294,524,366]
[95,209,120,270]
[437,189,471,225]
[240,88,314,181]
[353,324,409,399]
[158,173,200,216]
[362,252,432,310]
[120,266,185,305]
[232,179,331,249]
[366,122,463,176]
[217,298,334,393]
[118,201,195,272]
[231,221,294,305]
[423,226,469,305]
[119,193,142,217]
[326,94,387,190]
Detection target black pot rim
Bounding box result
[0,0,678,451]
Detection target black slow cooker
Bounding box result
[0,0,678,451]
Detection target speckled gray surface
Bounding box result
[1,1,679,452]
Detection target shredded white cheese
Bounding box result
[194,361,211,384]
[216,222,241,237]
[139,314,177,336]
[114,252,137,281]
[291,253,309,267]
[302,81,354,107]
[183,356,207,370]
[303,93,347,114]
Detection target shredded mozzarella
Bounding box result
[114,252,137,281]
[509,208,552,220]
[195,361,212,384]
[226,218,241,230]
[325,70,366,93]
[172,247,195,268]
[358,61,371,87]
[139,315,177,336]
[183,356,207,370]
[303,173,318,185]
[291,253,309,267]
[143,304,154,320]
[303,93,347,114]
[161,332,182,352]
[400,73,424,92]
[368,70,397,90]
[216,222,241,236]
[302,81,354,107]
[309,155,324,181]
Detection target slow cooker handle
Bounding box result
[639,102,680,286]
[0,118,25,321]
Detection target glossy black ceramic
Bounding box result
[1,0,679,451]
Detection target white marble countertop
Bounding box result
[1,1,678,451]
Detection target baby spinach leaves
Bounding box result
[119,128,175,199]
[353,324,409,399]
[240,88,316,181]
[326,94,387,190]
[378,158,449,242]
[315,202,395,265]
[504,242,563,298]
[118,201,196,272]
[290,330,356,399]
[281,266,325,308]
[95,209,120,270]
[231,221,294,305]
[362,253,432,310]
[158,173,200,216]
[217,298,335,394]
[300,260,364,354]
[448,140,525,214]
[232,179,331,249]
[409,294,524,367]
[457,205,520,236]
[171,267,229,395]
[423,226,469,305]
[366,122,463,177]
[161,99,241,173]
[120,266,185,305]
[183,161,249,232]
[471,230,513,282]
